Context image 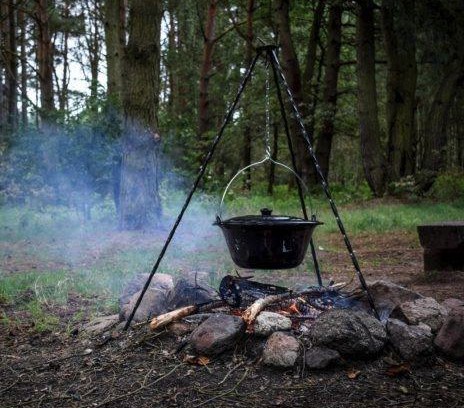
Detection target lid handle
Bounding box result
[260,208,272,217]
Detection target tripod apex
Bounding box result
[256,44,278,54]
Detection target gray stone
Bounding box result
[254,312,292,336]
[392,297,448,333]
[363,280,422,320]
[119,273,174,309]
[83,314,120,336]
[387,318,433,360]
[262,332,300,368]
[305,347,341,369]
[310,309,387,357]
[120,288,168,322]
[434,306,464,359]
[441,298,464,313]
[190,314,245,356]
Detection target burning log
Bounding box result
[149,300,225,330]
[242,293,294,325]
[241,286,354,326]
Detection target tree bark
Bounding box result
[302,0,325,112]
[356,0,387,196]
[58,0,70,112]
[303,0,325,171]
[104,0,125,104]
[242,0,254,190]
[420,54,464,189]
[275,0,312,185]
[198,0,218,162]
[119,0,162,230]
[6,0,18,129]
[19,6,28,126]
[315,2,342,181]
[36,0,55,118]
[0,2,6,130]
[381,0,417,180]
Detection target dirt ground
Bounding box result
[1,231,464,407]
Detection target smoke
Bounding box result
[0,119,234,296]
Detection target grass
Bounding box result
[0,192,463,331]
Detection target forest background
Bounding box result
[0,0,464,230]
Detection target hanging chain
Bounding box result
[264,60,272,159]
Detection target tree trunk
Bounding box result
[19,6,28,126]
[420,54,464,190]
[302,0,325,113]
[275,0,312,185]
[119,0,163,230]
[302,0,326,180]
[356,0,387,196]
[315,2,342,181]
[59,0,70,112]
[6,0,18,129]
[198,0,218,163]
[84,0,101,107]
[0,2,6,130]
[381,0,417,181]
[36,0,55,118]
[104,0,125,103]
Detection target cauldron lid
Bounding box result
[216,208,322,227]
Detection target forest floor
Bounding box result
[1,200,464,407]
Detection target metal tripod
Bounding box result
[124,46,379,330]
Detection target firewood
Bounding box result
[242,293,294,325]
[150,305,198,330]
[149,300,225,330]
[241,287,335,325]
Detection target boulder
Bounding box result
[387,318,433,360]
[119,273,174,308]
[82,315,120,336]
[441,298,464,313]
[262,332,300,368]
[434,306,464,359]
[305,347,341,370]
[167,278,217,310]
[254,312,292,336]
[363,280,422,319]
[391,297,448,333]
[310,309,387,357]
[120,288,168,323]
[190,314,245,356]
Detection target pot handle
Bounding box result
[217,156,312,219]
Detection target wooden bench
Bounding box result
[417,221,464,271]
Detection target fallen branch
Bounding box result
[150,300,225,330]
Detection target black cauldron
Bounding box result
[214,208,322,269]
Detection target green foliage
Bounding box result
[430,169,464,202]
[387,176,418,198]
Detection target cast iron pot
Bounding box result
[214,208,322,269]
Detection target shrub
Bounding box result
[430,169,464,201]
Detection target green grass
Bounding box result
[0,194,463,331]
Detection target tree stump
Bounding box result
[417,222,464,271]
